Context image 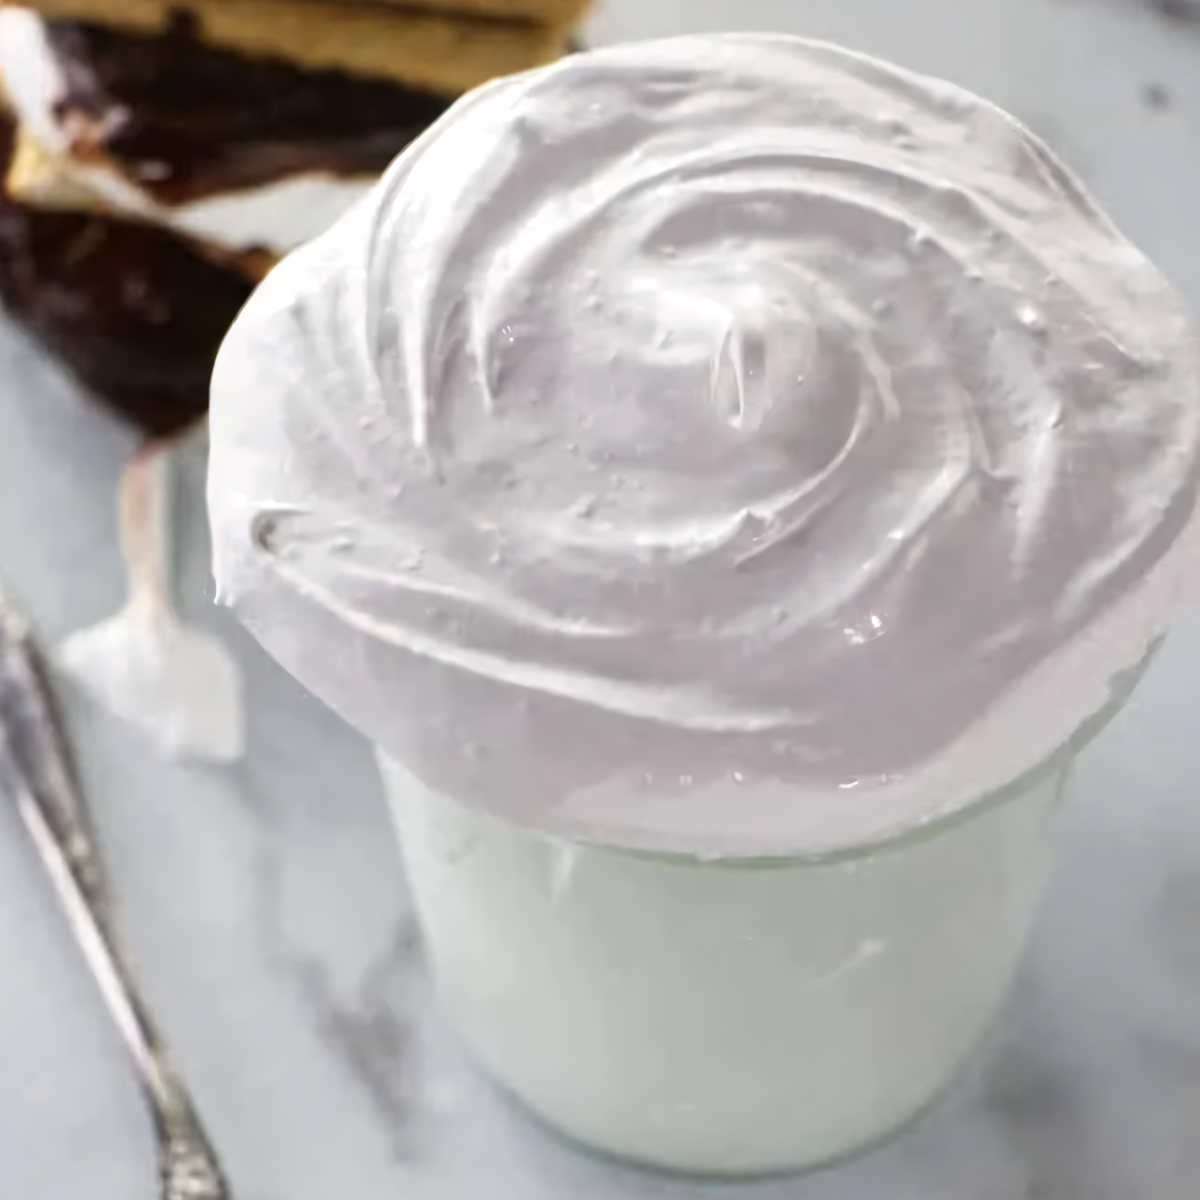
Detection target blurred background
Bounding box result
[1,1,1198,1197]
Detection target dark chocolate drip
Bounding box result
[0,116,252,437]
[45,17,456,204]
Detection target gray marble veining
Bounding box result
[2,1,1199,1197]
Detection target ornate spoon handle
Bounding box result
[0,588,230,1199]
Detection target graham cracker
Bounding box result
[5,119,276,280]
[21,0,572,94]
[303,0,591,21]
[6,119,111,213]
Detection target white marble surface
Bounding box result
[1,1,1198,1197]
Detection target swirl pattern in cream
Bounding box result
[209,35,1200,855]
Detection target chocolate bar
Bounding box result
[43,15,455,204]
[0,113,255,436]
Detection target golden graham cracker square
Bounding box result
[20,0,576,94]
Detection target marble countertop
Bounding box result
[2,1,1198,1197]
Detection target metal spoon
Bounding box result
[0,585,230,1199]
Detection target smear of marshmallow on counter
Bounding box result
[59,443,244,764]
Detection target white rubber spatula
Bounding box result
[57,440,244,762]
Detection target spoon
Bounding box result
[0,585,231,1199]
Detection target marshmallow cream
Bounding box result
[209,34,1200,856]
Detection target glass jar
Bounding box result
[379,744,1070,1175]
[374,643,1155,1176]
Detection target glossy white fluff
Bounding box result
[210,35,1200,854]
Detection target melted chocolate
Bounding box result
[46,15,455,204]
[0,116,253,437]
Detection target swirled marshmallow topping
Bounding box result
[209,35,1200,855]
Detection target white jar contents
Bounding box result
[207,34,1200,1174]
[379,752,1072,1175]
